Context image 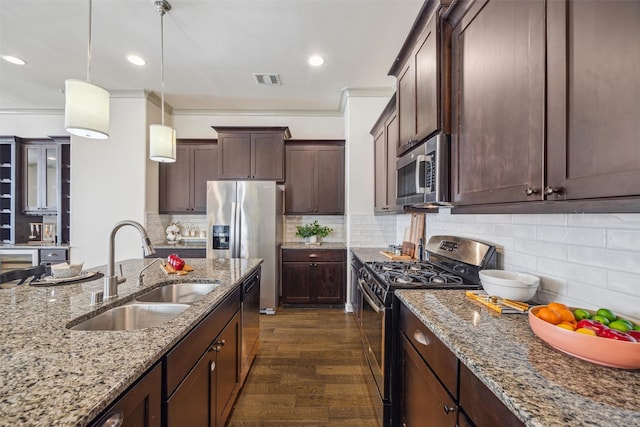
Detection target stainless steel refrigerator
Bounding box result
[206,181,282,314]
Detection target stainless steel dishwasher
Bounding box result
[240,268,261,384]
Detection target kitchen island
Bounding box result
[396,290,640,427]
[0,257,261,426]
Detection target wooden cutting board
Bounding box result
[379,251,412,260]
[407,213,425,258]
[160,263,194,275]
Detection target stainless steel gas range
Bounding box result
[354,235,497,427]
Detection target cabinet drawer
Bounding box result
[459,363,524,427]
[400,303,458,398]
[39,249,68,264]
[282,249,345,262]
[165,286,241,396]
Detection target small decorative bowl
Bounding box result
[528,306,640,369]
[479,270,540,301]
[51,262,84,278]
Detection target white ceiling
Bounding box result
[0,0,424,114]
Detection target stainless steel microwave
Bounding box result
[396,133,450,207]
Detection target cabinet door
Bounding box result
[160,145,192,213]
[91,363,162,427]
[385,113,399,207]
[450,0,545,205]
[192,145,218,213]
[23,144,58,213]
[252,133,284,180]
[281,261,312,304]
[215,310,241,426]
[399,334,457,427]
[218,133,252,179]
[546,1,640,201]
[373,125,387,210]
[397,59,416,154]
[313,261,345,304]
[166,352,214,427]
[285,147,315,214]
[415,15,439,141]
[315,146,344,214]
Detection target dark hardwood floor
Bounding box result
[228,307,378,426]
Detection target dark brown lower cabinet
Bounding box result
[165,287,242,427]
[399,334,457,427]
[89,362,162,427]
[281,249,346,305]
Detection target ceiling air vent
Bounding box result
[253,73,281,85]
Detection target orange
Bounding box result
[537,307,562,324]
[548,302,569,312]
[556,323,575,331]
[556,308,576,324]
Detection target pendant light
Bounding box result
[149,0,176,163]
[65,0,110,139]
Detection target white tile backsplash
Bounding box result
[425,209,640,318]
[284,215,345,243]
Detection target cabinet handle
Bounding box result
[544,186,563,196]
[525,187,538,196]
[309,254,319,258]
[443,404,455,415]
[211,361,216,372]
[215,339,226,347]
[97,410,123,427]
[413,329,430,346]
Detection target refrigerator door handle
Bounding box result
[230,201,238,257]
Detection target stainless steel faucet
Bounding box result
[104,220,156,299]
[136,258,164,287]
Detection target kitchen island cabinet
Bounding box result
[0,257,262,426]
[213,126,290,181]
[159,139,218,214]
[281,247,346,305]
[284,141,345,215]
[394,290,640,426]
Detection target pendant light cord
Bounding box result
[160,8,165,126]
[87,0,93,83]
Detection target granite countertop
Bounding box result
[153,241,206,250]
[281,242,346,250]
[351,247,403,263]
[0,257,262,426]
[396,290,640,427]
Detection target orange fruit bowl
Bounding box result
[528,306,640,369]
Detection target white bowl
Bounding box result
[51,262,83,278]
[479,270,540,301]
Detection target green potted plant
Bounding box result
[295,220,333,244]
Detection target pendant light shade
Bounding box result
[149,0,176,163]
[64,0,110,139]
[64,79,110,139]
[149,124,176,162]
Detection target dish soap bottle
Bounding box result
[418,238,424,261]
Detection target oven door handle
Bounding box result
[358,279,384,314]
[416,154,428,194]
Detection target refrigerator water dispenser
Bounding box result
[212,225,230,249]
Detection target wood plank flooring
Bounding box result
[228,307,378,426]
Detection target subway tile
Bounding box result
[607,270,640,295]
[568,213,640,229]
[565,282,640,319]
[537,258,606,287]
[502,252,538,271]
[514,239,567,260]
[536,226,606,247]
[606,229,640,250]
[493,224,537,239]
[513,214,566,226]
[568,246,640,274]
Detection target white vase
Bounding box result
[306,235,321,245]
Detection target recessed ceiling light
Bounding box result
[308,55,324,67]
[2,55,26,65]
[127,55,146,66]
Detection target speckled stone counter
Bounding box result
[0,243,70,249]
[351,247,394,263]
[0,257,261,426]
[152,242,206,250]
[281,242,346,250]
[396,290,640,427]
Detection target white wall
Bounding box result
[71,95,149,268]
[0,113,65,137]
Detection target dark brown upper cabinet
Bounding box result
[389,0,451,157]
[213,126,290,181]
[285,141,345,215]
[371,95,402,214]
[159,140,218,214]
[448,0,640,213]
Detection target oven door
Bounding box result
[358,277,387,400]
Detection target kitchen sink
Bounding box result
[135,282,220,304]
[69,303,190,331]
